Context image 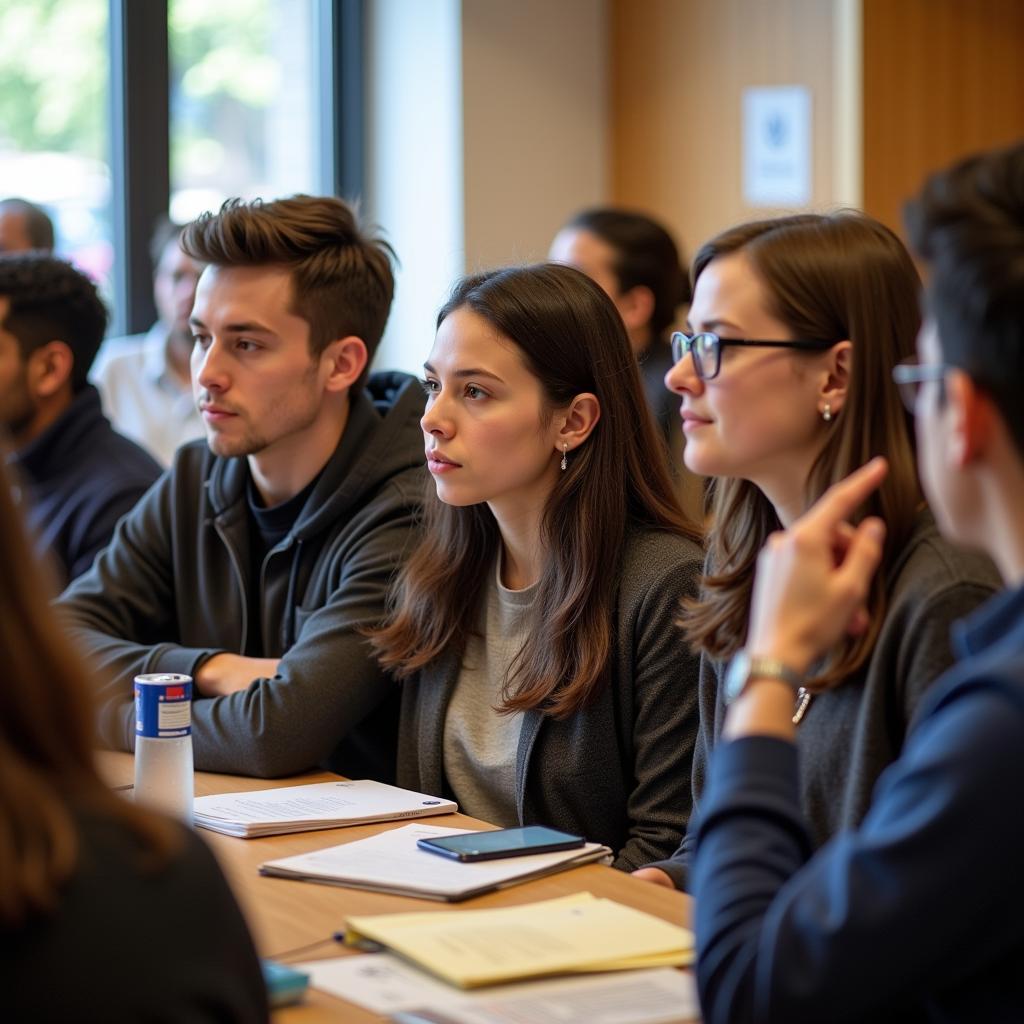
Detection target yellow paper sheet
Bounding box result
[344,892,693,988]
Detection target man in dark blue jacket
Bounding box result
[691,142,1024,1022]
[0,255,161,584]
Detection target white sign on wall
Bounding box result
[742,85,812,206]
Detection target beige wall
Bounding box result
[367,0,610,373]
[862,0,1024,235]
[610,0,847,260]
[462,0,609,272]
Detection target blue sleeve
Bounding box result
[692,684,1024,1024]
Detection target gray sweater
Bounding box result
[397,527,704,871]
[653,511,1001,889]
[442,559,536,826]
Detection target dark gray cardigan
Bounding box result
[651,510,1001,889]
[396,527,703,871]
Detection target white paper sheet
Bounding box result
[261,823,611,900]
[296,953,698,1022]
[195,780,455,825]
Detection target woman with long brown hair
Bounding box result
[637,211,1000,890]
[370,263,703,870]
[0,457,267,1021]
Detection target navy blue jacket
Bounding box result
[693,583,1024,1024]
[12,385,162,584]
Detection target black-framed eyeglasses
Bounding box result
[892,360,951,413]
[670,331,839,381]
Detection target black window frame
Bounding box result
[107,0,364,336]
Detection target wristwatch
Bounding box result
[724,649,804,704]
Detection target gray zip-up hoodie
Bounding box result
[57,372,427,780]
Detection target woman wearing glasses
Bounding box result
[634,211,999,890]
[370,263,703,870]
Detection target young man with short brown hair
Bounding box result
[60,195,424,780]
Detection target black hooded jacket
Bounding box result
[58,373,426,779]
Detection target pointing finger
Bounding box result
[802,458,889,535]
[834,516,887,604]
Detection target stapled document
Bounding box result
[193,780,457,838]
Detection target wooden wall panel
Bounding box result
[862,0,1024,234]
[610,0,838,260]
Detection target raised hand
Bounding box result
[746,457,889,675]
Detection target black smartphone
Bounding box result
[416,825,585,862]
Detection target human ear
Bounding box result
[819,340,852,417]
[555,392,601,455]
[945,370,993,468]
[617,285,655,333]
[27,341,74,399]
[322,335,368,393]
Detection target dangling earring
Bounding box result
[822,402,832,423]
[560,443,568,471]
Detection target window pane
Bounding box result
[169,0,320,222]
[0,0,111,284]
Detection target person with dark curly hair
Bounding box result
[1,254,161,583]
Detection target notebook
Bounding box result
[342,891,693,988]
[193,780,457,838]
[259,823,612,900]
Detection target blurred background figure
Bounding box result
[92,218,204,467]
[0,197,55,253]
[1,254,161,584]
[550,207,690,448]
[550,207,702,516]
[0,454,268,1023]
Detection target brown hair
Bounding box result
[370,263,701,717]
[0,459,176,926]
[182,194,395,385]
[682,212,923,691]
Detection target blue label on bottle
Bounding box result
[135,675,192,738]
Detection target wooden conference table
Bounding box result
[99,752,692,1023]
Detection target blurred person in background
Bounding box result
[550,207,702,516]
[550,207,690,444]
[0,454,268,1022]
[0,197,54,253]
[93,218,205,466]
[0,255,161,584]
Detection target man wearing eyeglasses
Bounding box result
[689,143,1024,1022]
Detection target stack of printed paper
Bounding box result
[298,954,698,1023]
[193,781,457,838]
[343,892,693,988]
